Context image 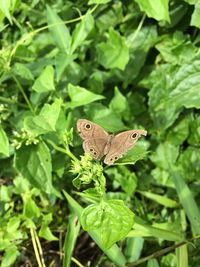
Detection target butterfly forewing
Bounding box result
[104,130,147,165]
[77,119,109,160]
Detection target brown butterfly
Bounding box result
[77,119,147,165]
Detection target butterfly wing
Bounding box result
[77,119,109,160]
[104,129,147,165]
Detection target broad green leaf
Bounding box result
[135,0,170,22]
[0,185,12,201]
[14,141,53,194]
[147,259,159,267]
[191,1,200,28]
[171,168,200,236]
[167,115,190,145]
[81,199,134,249]
[88,0,111,4]
[150,142,179,170]
[55,53,76,82]
[141,64,179,130]
[168,64,200,109]
[96,27,129,70]
[95,2,123,31]
[46,5,71,53]
[63,191,126,267]
[1,246,19,267]
[39,225,58,241]
[117,141,149,165]
[138,191,178,208]
[67,83,104,108]
[32,65,55,93]
[0,124,9,157]
[178,147,200,182]
[23,195,41,219]
[7,217,20,233]
[24,98,62,136]
[14,63,34,80]
[109,87,128,115]
[155,32,197,64]
[70,12,94,54]
[84,103,127,132]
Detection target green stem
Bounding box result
[12,74,35,114]
[0,96,28,108]
[46,139,78,162]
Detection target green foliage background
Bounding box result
[0,0,200,266]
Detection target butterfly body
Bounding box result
[77,119,147,165]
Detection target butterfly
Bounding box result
[77,119,147,165]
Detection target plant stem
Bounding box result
[30,228,43,267]
[46,139,79,162]
[12,74,35,114]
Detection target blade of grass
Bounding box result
[138,191,178,208]
[63,190,126,267]
[171,168,200,235]
[176,244,188,267]
[63,213,80,267]
[128,216,184,242]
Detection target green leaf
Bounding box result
[63,213,80,267]
[23,195,41,219]
[155,32,197,64]
[88,0,111,4]
[168,61,200,109]
[32,65,55,93]
[171,168,200,236]
[188,115,200,145]
[178,147,200,182]
[14,63,34,80]
[130,217,184,242]
[147,259,159,267]
[135,0,170,22]
[1,246,19,267]
[117,141,149,166]
[167,115,190,145]
[67,83,105,108]
[0,124,9,157]
[63,191,126,267]
[109,87,128,115]
[70,12,94,54]
[85,103,127,132]
[55,53,76,82]
[46,5,71,53]
[81,199,134,249]
[0,0,12,24]
[124,237,144,262]
[7,217,20,233]
[96,27,129,70]
[14,141,53,194]
[191,1,200,28]
[39,225,58,241]
[138,191,178,208]
[150,142,179,170]
[24,98,62,136]
[176,245,188,267]
[105,166,137,196]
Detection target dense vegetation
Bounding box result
[0,0,200,266]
